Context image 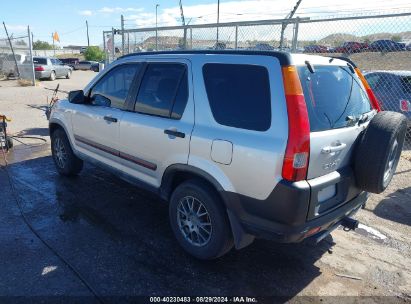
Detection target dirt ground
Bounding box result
[0,71,410,302]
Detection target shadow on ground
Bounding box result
[0,155,335,298]
[374,187,411,226]
[14,127,49,137]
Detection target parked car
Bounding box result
[48,50,407,259]
[406,43,411,51]
[213,42,226,50]
[368,40,405,52]
[60,58,80,69]
[365,71,411,125]
[91,61,105,72]
[333,42,368,53]
[1,53,28,77]
[32,57,72,80]
[253,43,276,51]
[303,45,328,53]
[74,60,96,70]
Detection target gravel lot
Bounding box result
[0,71,410,301]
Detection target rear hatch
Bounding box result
[296,58,374,218]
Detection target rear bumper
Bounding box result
[241,191,367,243]
[35,71,50,79]
[223,168,367,245]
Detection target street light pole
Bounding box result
[156,4,159,51]
[216,0,220,43]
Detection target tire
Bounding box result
[51,128,83,176]
[66,70,71,79]
[355,111,407,194]
[49,71,56,81]
[169,180,234,260]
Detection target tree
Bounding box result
[84,46,104,61]
[391,35,402,42]
[33,40,53,50]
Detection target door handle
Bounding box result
[164,129,185,138]
[104,116,118,123]
[321,143,347,154]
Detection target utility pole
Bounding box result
[86,20,90,47]
[2,22,20,78]
[52,32,55,56]
[216,0,220,43]
[279,0,303,50]
[155,4,159,51]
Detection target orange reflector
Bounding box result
[355,67,381,112]
[305,227,322,237]
[282,66,303,95]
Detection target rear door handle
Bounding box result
[321,143,347,154]
[164,129,185,138]
[104,116,118,123]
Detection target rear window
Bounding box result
[298,65,372,132]
[203,63,271,131]
[33,58,47,65]
[401,76,411,94]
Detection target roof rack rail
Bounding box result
[118,50,292,65]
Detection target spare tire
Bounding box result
[355,111,407,194]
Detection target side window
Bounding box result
[135,63,187,118]
[90,64,140,109]
[202,63,271,131]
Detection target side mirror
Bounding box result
[68,90,86,104]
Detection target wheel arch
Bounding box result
[49,119,76,152]
[160,164,255,249]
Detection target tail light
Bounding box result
[400,99,410,112]
[281,66,310,182]
[354,68,381,112]
[35,66,45,71]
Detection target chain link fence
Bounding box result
[0,25,35,85]
[103,12,411,187]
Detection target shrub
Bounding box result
[84,46,104,61]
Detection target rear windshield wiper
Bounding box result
[305,60,315,74]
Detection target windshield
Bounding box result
[298,65,372,132]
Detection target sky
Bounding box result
[1,0,411,46]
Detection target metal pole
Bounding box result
[27,26,35,86]
[111,27,115,62]
[156,4,159,50]
[52,33,55,56]
[279,0,303,50]
[190,28,193,49]
[2,22,20,78]
[127,32,130,54]
[216,0,220,43]
[234,25,238,49]
[86,20,90,47]
[121,15,125,54]
[291,17,300,52]
[103,31,107,64]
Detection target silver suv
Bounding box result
[48,51,407,259]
